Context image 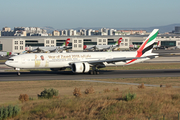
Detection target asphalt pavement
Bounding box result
[0,69,180,81]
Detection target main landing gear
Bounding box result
[89,70,99,75]
[15,68,21,76]
[89,66,100,75]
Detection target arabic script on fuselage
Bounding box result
[48,54,91,59]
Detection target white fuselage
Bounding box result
[30,46,65,51]
[5,51,152,69]
[0,52,8,57]
[95,45,115,50]
[0,52,17,57]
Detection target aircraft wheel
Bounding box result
[89,70,99,75]
[89,71,93,75]
[93,71,97,75]
[96,71,100,75]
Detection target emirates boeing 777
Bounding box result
[5,29,159,75]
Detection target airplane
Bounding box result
[83,38,122,51]
[0,52,18,57]
[5,29,159,76]
[27,38,71,53]
[83,45,96,51]
[153,41,160,50]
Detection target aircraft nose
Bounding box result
[5,61,10,66]
[5,58,16,68]
[5,60,13,67]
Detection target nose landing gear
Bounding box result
[17,72,21,76]
[15,68,21,76]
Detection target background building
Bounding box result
[1,27,48,36]
[174,26,180,34]
[1,27,14,36]
[3,27,11,31]
[52,30,60,36]
[1,26,180,52]
[1,34,180,53]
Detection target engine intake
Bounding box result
[71,62,90,73]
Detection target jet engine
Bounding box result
[50,68,66,71]
[71,62,90,73]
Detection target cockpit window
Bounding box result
[8,59,14,61]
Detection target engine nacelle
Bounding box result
[50,68,66,71]
[71,62,90,73]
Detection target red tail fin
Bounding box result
[157,41,160,47]
[83,45,87,50]
[118,38,122,45]
[65,38,70,46]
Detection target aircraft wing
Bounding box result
[31,47,57,53]
[95,45,114,51]
[87,57,147,64]
[82,56,152,66]
[84,45,97,51]
[32,48,48,53]
[54,46,72,52]
[64,46,72,50]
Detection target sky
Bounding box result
[0,0,180,30]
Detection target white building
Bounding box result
[1,34,180,53]
[120,37,130,49]
[72,38,83,51]
[68,29,73,36]
[108,29,115,35]
[60,30,68,36]
[52,30,60,36]
[44,39,56,47]
[82,29,87,36]
[97,38,107,45]
[0,38,25,53]
[86,29,93,36]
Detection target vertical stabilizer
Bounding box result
[115,38,122,46]
[62,38,70,47]
[136,29,159,57]
[65,38,70,47]
[126,29,159,65]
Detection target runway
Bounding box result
[0,69,180,81]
